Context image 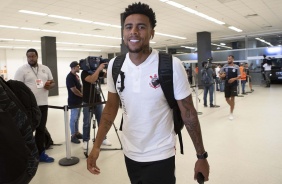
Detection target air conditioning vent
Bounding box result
[44,22,58,26]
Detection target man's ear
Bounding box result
[151,30,155,39]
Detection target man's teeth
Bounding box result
[130,40,139,43]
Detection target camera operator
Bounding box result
[201,61,216,107]
[81,63,112,149]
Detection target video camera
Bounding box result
[79,56,109,73]
[204,57,213,69]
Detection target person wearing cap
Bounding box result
[14,48,55,163]
[239,63,247,94]
[66,61,83,144]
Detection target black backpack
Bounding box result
[5,80,41,131]
[112,52,185,154]
[201,68,212,86]
[0,77,39,184]
[45,127,54,149]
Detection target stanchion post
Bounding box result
[58,105,79,166]
[195,85,202,115]
[213,81,220,107]
[237,79,244,97]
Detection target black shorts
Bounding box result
[225,85,237,98]
[124,156,176,184]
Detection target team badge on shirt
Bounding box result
[149,74,160,89]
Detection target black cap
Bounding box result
[70,61,79,68]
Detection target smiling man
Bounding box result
[87,2,210,184]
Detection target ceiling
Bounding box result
[0,0,282,54]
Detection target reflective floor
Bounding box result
[30,83,282,184]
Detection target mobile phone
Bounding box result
[197,172,204,184]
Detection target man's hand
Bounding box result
[44,81,52,90]
[87,147,101,175]
[194,159,210,182]
[228,78,236,83]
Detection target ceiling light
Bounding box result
[61,31,78,35]
[41,29,60,33]
[14,39,30,42]
[0,25,18,29]
[182,7,198,14]
[19,10,47,16]
[93,22,110,26]
[155,32,186,39]
[20,27,41,31]
[0,38,13,41]
[48,15,72,20]
[228,26,242,32]
[72,18,92,23]
[166,1,185,8]
[220,43,226,45]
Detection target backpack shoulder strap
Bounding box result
[158,52,184,154]
[158,52,177,109]
[112,54,126,131]
[112,54,126,91]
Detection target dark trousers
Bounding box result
[35,105,48,154]
[125,156,176,184]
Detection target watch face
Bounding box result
[197,152,208,159]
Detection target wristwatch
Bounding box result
[197,151,208,159]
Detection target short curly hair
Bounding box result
[122,2,157,29]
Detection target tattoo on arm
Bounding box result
[180,95,205,154]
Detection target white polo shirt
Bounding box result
[14,63,53,106]
[107,49,190,162]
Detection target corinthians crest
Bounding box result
[149,74,160,89]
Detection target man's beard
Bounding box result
[28,61,38,67]
[127,44,150,54]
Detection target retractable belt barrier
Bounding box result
[48,101,106,166]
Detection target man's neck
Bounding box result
[129,48,152,66]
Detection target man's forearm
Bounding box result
[178,95,205,154]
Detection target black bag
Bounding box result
[112,53,185,154]
[0,77,39,184]
[45,128,54,149]
[6,79,41,131]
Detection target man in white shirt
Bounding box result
[14,48,55,163]
[86,2,210,184]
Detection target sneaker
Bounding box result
[251,89,254,92]
[71,135,81,144]
[75,132,83,139]
[204,104,207,107]
[83,141,88,150]
[229,114,234,120]
[210,105,217,108]
[242,93,248,95]
[102,139,112,146]
[39,151,54,163]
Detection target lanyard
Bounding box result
[31,65,39,78]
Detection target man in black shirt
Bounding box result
[220,55,240,120]
[81,63,111,149]
[66,61,83,144]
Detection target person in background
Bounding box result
[14,48,55,163]
[86,2,210,184]
[66,61,83,144]
[81,62,112,150]
[201,61,216,107]
[220,55,240,120]
[244,63,254,92]
[215,64,221,91]
[239,63,247,94]
[263,58,272,87]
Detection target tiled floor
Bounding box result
[30,83,282,184]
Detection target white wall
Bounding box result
[1,48,108,87]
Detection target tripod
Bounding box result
[83,78,122,158]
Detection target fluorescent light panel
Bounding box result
[17,10,184,40]
[228,26,242,32]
